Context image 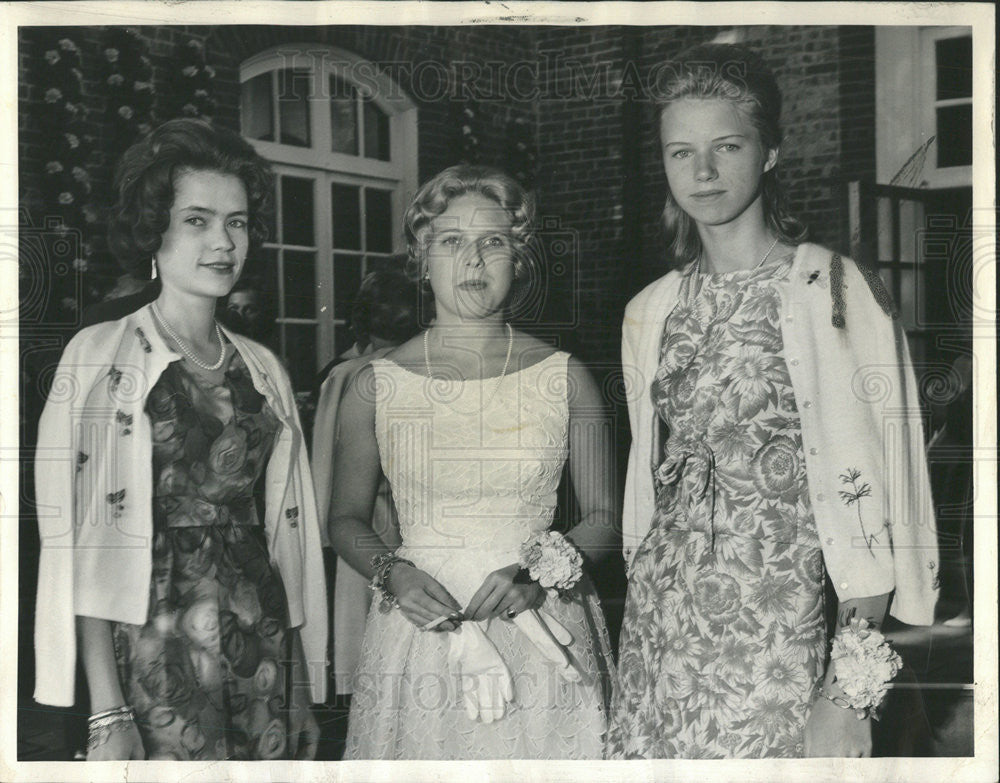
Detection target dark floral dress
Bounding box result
[111,351,293,760]
[606,254,827,759]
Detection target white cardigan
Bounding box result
[621,243,939,626]
[33,304,328,706]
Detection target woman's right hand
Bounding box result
[87,721,145,760]
[386,563,463,632]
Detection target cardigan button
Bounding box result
[790,358,800,366]
[803,400,812,409]
[817,492,825,501]
[289,521,298,528]
[785,315,794,322]
[840,582,849,590]
[809,447,818,455]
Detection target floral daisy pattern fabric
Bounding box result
[607,255,826,759]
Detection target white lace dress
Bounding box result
[343,351,615,759]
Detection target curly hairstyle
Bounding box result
[655,43,807,266]
[107,118,273,276]
[402,165,536,318]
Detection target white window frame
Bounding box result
[240,44,418,373]
[875,26,973,189]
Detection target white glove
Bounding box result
[512,609,581,682]
[447,621,514,723]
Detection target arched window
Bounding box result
[239,45,418,388]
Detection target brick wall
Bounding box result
[18,23,877,367]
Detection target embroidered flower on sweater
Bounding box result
[135,327,152,353]
[116,409,133,436]
[107,365,123,393]
[838,467,878,556]
[802,268,828,289]
[106,488,126,518]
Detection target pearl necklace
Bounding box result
[697,235,780,276]
[424,323,514,409]
[151,302,226,371]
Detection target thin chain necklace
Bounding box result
[424,323,514,409]
[697,235,780,276]
[151,302,226,371]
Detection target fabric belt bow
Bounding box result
[655,439,718,552]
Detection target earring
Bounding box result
[151,257,158,280]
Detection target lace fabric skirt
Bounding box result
[344,579,614,760]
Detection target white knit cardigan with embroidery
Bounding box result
[33,304,328,707]
[621,243,939,626]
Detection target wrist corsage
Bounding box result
[825,617,902,720]
[518,530,583,599]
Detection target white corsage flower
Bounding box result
[830,617,902,712]
[519,530,583,594]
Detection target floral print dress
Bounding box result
[111,351,292,760]
[606,255,827,759]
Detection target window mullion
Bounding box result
[314,66,330,157]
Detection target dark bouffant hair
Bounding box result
[350,265,421,346]
[107,118,273,276]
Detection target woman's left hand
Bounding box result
[464,564,545,622]
[802,694,873,757]
[288,683,320,760]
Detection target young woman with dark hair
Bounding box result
[34,118,326,760]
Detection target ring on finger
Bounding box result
[505,607,518,619]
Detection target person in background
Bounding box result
[926,352,974,628]
[220,274,277,347]
[33,118,327,760]
[79,275,160,329]
[607,43,939,759]
[309,266,420,756]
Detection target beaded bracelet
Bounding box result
[87,705,136,751]
[369,552,415,613]
[817,686,876,721]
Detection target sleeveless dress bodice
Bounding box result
[344,349,615,760]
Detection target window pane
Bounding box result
[334,253,363,323]
[259,246,280,310]
[284,250,316,319]
[877,268,896,306]
[281,176,315,246]
[282,323,316,391]
[365,189,393,253]
[936,36,972,100]
[899,267,917,331]
[936,104,972,168]
[363,98,391,161]
[278,69,311,147]
[262,179,278,244]
[241,72,273,141]
[330,76,359,156]
[331,183,361,250]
